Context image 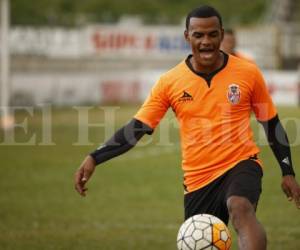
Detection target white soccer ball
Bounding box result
[177,214,232,250]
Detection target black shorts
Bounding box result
[184,159,263,225]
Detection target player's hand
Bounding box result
[74,155,96,196]
[281,175,300,209]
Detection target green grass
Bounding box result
[0,106,299,250]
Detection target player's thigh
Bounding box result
[225,159,263,208]
[184,174,229,223]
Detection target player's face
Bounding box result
[185,16,224,69]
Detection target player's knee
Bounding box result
[227,196,255,228]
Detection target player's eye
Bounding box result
[192,33,203,38]
[209,31,219,37]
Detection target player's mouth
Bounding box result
[199,48,216,60]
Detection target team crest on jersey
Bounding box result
[227,84,241,104]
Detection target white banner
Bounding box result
[9,25,190,59]
[6,24,283,68]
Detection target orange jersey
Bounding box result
[134,53,276,193]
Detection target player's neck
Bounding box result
[191,51,224,75]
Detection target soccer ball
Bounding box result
[177,214,232,250]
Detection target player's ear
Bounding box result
[184,29,190,42]
[220,28,224,41]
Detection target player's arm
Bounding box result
[251,66,300,208]
[75,76,169,196]
[260,115,295,176]
[259,115,300,208]
[74,118,153,196]
[90,118,153,164]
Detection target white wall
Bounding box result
[9,70,299,106]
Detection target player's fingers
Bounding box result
[79,177,88,196]
[80,188,88,197]
[74,169,86,195]
[75,183,84,195]
[74,169,82,184]
[282,186,292,201]
[78,168,94,196]
[75,182,84,195]
[82,176,88,183]
[77,185,87,196]
[82,166,94,183]
[75,157,96,196]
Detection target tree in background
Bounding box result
[11,0,267,26]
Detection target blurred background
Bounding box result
[0,1,300,250]
[1,0,300,107]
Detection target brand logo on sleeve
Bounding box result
[227,84,241,104]
[179,91,193,102]
[282,157,290,166]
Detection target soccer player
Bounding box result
[221,28,255,63]
[75,5,300,250]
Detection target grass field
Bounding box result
[0,105,299,250]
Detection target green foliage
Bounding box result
[11,0,267,26]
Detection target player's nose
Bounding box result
[201,35,212,45]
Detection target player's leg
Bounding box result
[227,196,266,250]
[184,173,230,223]
[225,159,266,250]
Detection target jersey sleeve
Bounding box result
[251,67,277,122]
[134,77,170,129]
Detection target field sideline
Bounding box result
[0,106,299,250]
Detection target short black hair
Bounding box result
[185,5,223,30]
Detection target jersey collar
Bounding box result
[185,51,229,87]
